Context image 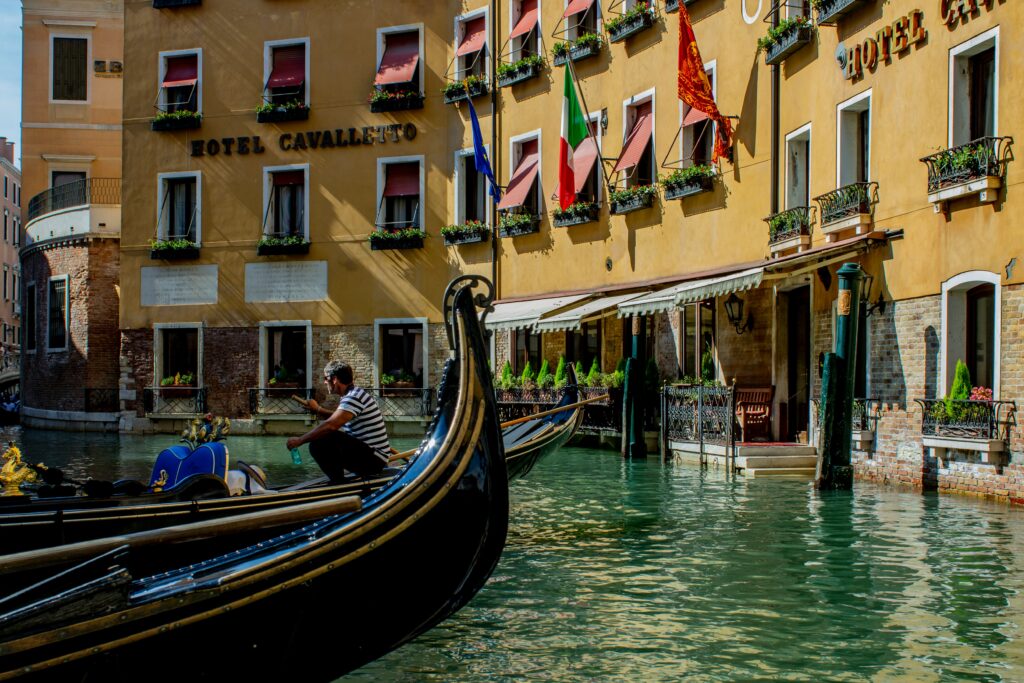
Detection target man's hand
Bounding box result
[286,436,302,451]
[306,399,321,415]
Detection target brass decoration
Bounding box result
[181,413,231,450]
[837,290,852,316]
[0,443,37,496]
[151,469,169,493]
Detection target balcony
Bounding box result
[765,206,813,255]
[760,19,814,66]
[813,182,877,240]
[143,386,207,417]
[920,136,1013,213]
[249,387,313,416]
[815,0,867,24]
[812,397,879,450]
[25,178,121,248]
[915,398,1016,464]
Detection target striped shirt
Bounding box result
[336,386,391,460]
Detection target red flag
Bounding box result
[677,4,732,163]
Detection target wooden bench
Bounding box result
[736,386,774,442]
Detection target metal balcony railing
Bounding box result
[143,386,207,415]
[367,387,435,418]
[765,206,814,245]
[919,136,1012,194]
[27,178,122,223]
[812,396,879,431]
[84,388,119,413]
[814,182,878,226]
[249,387,313,415]
[914,398,1016,441]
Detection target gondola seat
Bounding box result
[149,442,229,492]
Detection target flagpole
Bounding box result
[564,55,609,193]
[490,0,499,298]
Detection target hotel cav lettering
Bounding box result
[190,123,418,157]
[838,10,926,81]
[941,0,993,26]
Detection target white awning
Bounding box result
[485,294,589,332]
[617,267,765,317]
[535,292,647,333]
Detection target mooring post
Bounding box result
[815,263,863,490]
[621,319,648,459]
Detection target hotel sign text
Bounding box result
[190,123,418,158]
[839,10,927,81]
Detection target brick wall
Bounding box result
[494,329,511,368]
[716,286,773,387]
[542,330,566,368]
[202,328,259,417]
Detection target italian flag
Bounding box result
[558,68,589,211]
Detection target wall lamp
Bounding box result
[861,273,887,317]
[723,293,753,335]
[600,108,609,133]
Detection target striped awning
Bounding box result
[617,267,764,317]
[535,292,647,332]
[486,294,589,332]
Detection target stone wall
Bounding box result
[715,286,773,387]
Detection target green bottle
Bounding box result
[290,447,302,465]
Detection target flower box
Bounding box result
[497,61,543,88]
[369,95,425,113]
[256,241,310,256]
[662,175,714,200]
[443,79,489,105]
[607,10,656,44]
[443,230,489,246]
[153,0,200,7]
[256,106,310,123]
[552,40,603,67]
[498,217,540,238]
[370,235,425,250]
[610,191,656,215]
[763,24,814,66]
[815,0,866,24]
[159,385,196,399]
[151,114,202,131]
[552,203,600,227]
[150,246,200,260]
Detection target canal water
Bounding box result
[6,428,1024,681]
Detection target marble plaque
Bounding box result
[141,265,218,306]
[245,261,328,303]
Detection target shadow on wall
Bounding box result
[924,325,940,400]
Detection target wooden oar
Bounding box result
[291,393,608,463]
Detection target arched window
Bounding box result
[941,271,1000,397]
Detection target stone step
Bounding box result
[743,467,817,478]
[736,444,817,456]
[736,454,819,469]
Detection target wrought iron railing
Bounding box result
[249,387,313,415]
[914,398,1016,441]
[143,386,207,415]
[765,206,814,245]
[367,387,435,418]
[811,396,878,432]
[84,388,119,413]
[661,384,736,446]
[494,385,637,434]
[27,178,122,223]
[919,136,1013,194]
[814,182,878,226]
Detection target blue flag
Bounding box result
[466,96,501,202]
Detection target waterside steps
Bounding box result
[669,441,818,477]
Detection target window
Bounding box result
[47,276,68,351]
[950,29,998,146]
[682,66,715,167]
[24,284,35,352]
[52,170,86,188]
[377,158,422,230]
[455,147,489,225]
[565,0,599,40]
[615,95,655,188]
[566,321,601,370]
[3,211,6,243]
[941,271,1001,396]
[3,267,8,301]
[785,125,811,209]
[497,134,541,217]
[678,301,715,380]
[160,327,199,383]
[785,0,810,18]
[508,0,539,61]
[3,177,7,198]
[158,50,200,114]
[375,28,422,94]
[263,324,309,389]
[455,12,488,81]
[837,91,871,186]
[264,40,308,107]
[379,323,425,386]
[157,172,200,243]
[966,284,995,391]
[513,328,542,374]
[51,36,88,102]
[263,166,308,239]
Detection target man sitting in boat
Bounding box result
[287,361,392,481]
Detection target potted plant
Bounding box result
[160,371,196,398]
[552,200,600,227]
[150,238,200,260]
[369,87,425,113]
[757,16,815,66]
[256,234,311,256]
[660,165,716,200]
[441,220,490,245]
[765,208,811,244]
[552,33,603,66]
[609,184,658,215]
[605,4,657,43]
[255,99,310,123]
[442,75,489,105]
[498,211,540,237]
[151,109,202,131]
[383,371,418,397]
[497,54,545,88]
[367,227,426,250]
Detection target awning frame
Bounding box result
[374,30,421,89]
[154,54,199,114]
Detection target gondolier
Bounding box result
[288,361,392,480]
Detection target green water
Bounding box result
[7,428,1024,681]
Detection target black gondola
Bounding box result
[503,366,585,480]
[0,275,508,682]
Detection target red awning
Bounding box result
[510,0,538,39]
[683,106,709,127]
[272,170,305,186]
[497,148,540,210]
[456,17,487,57]
[267,44,305,89]
[162,55,197,88]
[383,162,419,197]
[375,32,419,86]
[571,137,599,193]
[563,0,596,18]
[613,102,653,174]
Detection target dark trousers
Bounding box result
[308,430,387,481]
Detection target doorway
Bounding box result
[782,286,811,442]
